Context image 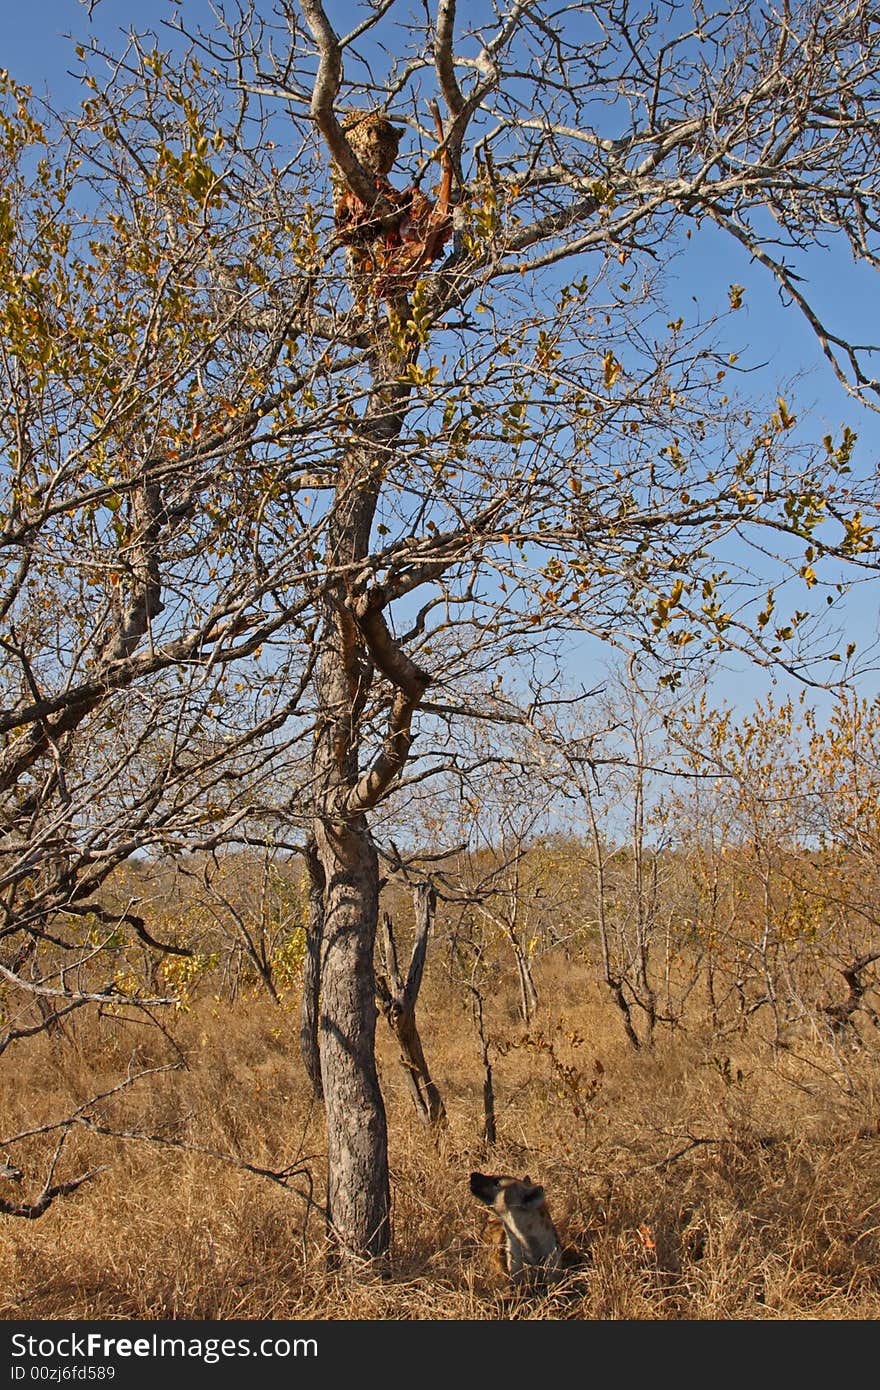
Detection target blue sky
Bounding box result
[7,1,175,92]
[7,0,880,715]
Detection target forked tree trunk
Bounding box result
[308,386,418,1262]
[376,884,446,1128]
[513,943,539,1024]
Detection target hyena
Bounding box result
[469,1172,562,1284]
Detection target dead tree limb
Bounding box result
[376,882,446,1127]
[0,1165,104,1219]
[0,1129,104,1219]
[823,952,880,1039]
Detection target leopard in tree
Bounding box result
[342,107,405,178]
[331,107,453,312]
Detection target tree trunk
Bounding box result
[303,178,423,1263]
[314,814,389,1264]
[514,945,539,1024]
[310,457,390,1261]
[470,982,496,1147]
[309,429,394,1265]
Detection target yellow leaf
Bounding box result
[602,349,621,391]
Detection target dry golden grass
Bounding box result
[2,949,879,1320]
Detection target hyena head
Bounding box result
[469,1171,561,1283]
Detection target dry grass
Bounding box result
[2,950,879,1320]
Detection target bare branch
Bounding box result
[0,963,175,1009]
[298,0,391,208]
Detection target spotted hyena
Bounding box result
[469,1171,562,1284]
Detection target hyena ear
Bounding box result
[523,1174,531,1185]
[469,1172,499,1205]
[523,1184,545,1206]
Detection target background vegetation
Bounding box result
[3,676,879,1319]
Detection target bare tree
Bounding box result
[552,670,692,1045]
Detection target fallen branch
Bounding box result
[0,1130,104,1220]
